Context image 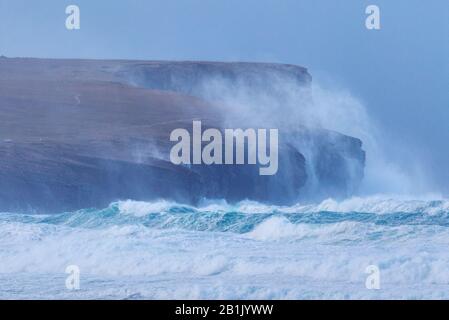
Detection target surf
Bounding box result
[1,195,449,299]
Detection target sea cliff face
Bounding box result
[0,57,364,212]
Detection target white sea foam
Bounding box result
[115,195,449,217]
[295,195,449,215]
[1,196,449,299]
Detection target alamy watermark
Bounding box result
[365,5,381,30]
[66,5,80,30]
[365,264,381,290]
[65,265,80,290]
[169,121,279,176]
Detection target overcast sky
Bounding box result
[1,0,448,194]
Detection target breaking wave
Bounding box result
[1,195,449,299]
[4,195,448,231]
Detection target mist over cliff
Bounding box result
[0,58,365,212]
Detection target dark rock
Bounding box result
[0,58,364,213]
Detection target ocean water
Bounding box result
[1,195,449,299]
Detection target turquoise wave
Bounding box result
[2,198,449,233]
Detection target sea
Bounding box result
[1,195,449,299]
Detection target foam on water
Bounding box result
[1,196,449,299]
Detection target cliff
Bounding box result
[0,57,364,212]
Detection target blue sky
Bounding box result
[0,0,448,194]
